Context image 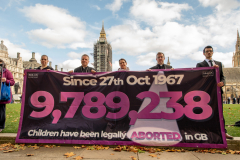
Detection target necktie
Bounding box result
[209,60,213,67]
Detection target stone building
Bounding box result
[222,68,240,100]
[23,52,41,69]
[0,40,24,94]
[223,31,240,101]
[93,21,112,72]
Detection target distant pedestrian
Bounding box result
[228,97,230,104]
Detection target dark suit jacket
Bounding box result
[196,60,225,93]
[74,66,95,73]
[150,64,172,69]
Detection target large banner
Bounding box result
[16,68,227,148]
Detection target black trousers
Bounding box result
[221,95,226,133]
[0,104,6,129]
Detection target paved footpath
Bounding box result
[1,146,240,160]
[0,133,240,160]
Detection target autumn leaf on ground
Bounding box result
[73,156,83,160]
[165,149,176,152]
[104,146,109,150]
[130,156,137,160]
[110,153,114,155]
[64,152,76,158]
[148,148,156,153]
[33,146,40,150]
[26,154,34,156]
[3,150,14,153]
[96,146,102,150]
[73,146,81,149]
[32,145,40,150]
[138,149,145,153]
[113,146,122,152]
[129,146,138,153]
[149,154,157,157]
[13,144,20,149]
[81,145,86,148]
[156,149,162,152]
[44,145,52,148]
[87,146,95,150]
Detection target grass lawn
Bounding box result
[2,103,240,137]
[2,103,21,133]
[223,104,240,137]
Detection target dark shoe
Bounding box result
[226,133,233,139]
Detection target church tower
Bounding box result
[93,21,112,72]
[232,30,240,67]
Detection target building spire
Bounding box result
[167,57,170,65]
[100,21,106,34]
[99,20,106,39]
[238,29,239,39]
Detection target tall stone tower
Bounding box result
[232,30,240,67]
[93,21,112,72]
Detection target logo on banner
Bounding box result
[202,71,214,77]
[28,73,38,78]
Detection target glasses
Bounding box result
[205,50,213,53]
[41,59,47,60]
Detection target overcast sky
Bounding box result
[0,0,240,71]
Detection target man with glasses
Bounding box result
[37,55,53,70]
[196,45,233,139]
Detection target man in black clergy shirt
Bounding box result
[196,45,233,139]
[149,52,172,69]
[69,54,96,73]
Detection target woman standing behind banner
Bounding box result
[118,58,129,71]
[36,55,54,70]
[0,59,15,132]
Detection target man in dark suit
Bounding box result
[69,54,96,73]
[149,52,172,69]
[196,45,233,139]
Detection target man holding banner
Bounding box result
[150,52,172,69]
[196,45,233,139]
[69,54,96,73]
